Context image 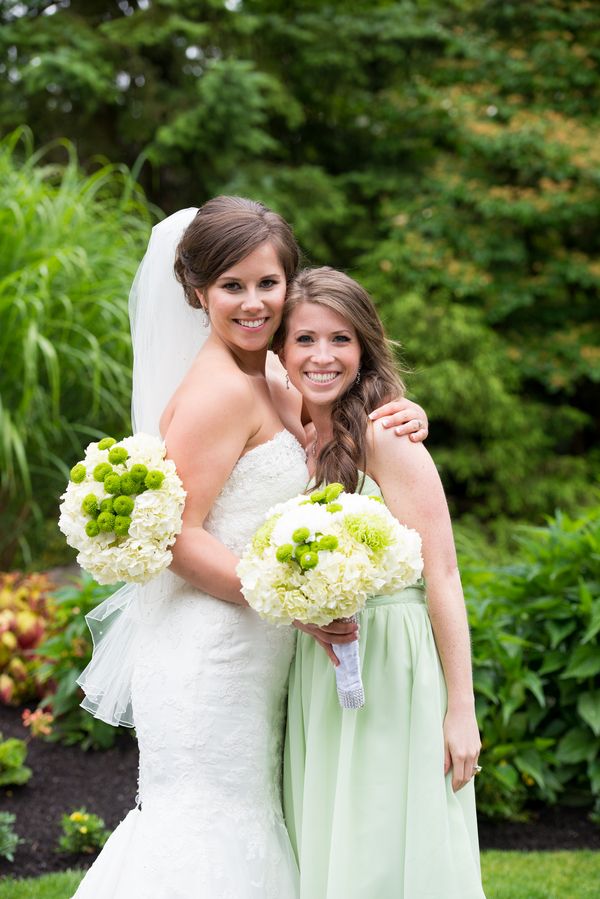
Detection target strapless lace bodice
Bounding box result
[205,429,309,555]
[74,430,307,899]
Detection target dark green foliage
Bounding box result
[1,1,597,532]
[0,733,32,787]
[36,575,130,750]
[463,505,600,820]
[0,811,21,863]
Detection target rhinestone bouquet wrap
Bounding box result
[237,483,423,708]
[59,434,186,585]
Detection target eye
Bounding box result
[260,278,279,289]
[333,335,351,343]
[222,281,241,291]
[296,334,313,343]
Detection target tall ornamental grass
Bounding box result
[0,128,156,567]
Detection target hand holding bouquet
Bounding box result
[237,483,423,708]
[59,434,186,585]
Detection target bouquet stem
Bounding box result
[334,616,364,709]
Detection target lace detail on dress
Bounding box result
[73,429,307,899]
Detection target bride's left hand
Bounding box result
[293,619,358,666]
[369,398,428,442]
[443,705,482,792]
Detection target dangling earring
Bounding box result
[355,368,361,384]
[285,372,290,390]
[200,306,210,328]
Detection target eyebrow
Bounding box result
[217,272,282,280]
[292,328,353,335]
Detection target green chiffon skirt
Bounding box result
[283,585,486,899]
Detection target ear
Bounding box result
[194,288,207,310]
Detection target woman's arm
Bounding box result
[368,424,481,791]
[164,370,258,605]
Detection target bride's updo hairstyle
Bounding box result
[273,267,405,493]
[174,196,300,308]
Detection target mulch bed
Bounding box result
[1,702,599,881]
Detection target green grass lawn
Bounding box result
[1,852,599,898]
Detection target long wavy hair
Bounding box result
[272,267,405,492]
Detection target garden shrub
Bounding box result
[0,812,21,863]
[0,572,56,705]
[0,733,32,787]
[57,809,110,855]
[463,505,600,820]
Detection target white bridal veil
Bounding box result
[76,207,210,726]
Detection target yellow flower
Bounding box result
[70,812,85,822]
[79,826,88,834]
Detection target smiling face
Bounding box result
[197,241,287,354]
[282,301,362,409]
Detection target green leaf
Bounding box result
[578,691,600,737]
[561,645,600,680]
[556,727,597,765]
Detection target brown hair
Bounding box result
[272,267,405,492]
[174,196,300,308]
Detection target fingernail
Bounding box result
[368,412,376,420]
[381,418,390,427]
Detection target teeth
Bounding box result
[306,372,338,383]
[237,318,266,329]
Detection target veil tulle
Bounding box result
[76,207,209,727]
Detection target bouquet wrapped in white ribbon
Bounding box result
[237,483,423,709]
[59,433,186,585]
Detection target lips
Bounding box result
[234,318,268,330]
[304,372,340,383]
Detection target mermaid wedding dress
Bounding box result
[73,430,307,899]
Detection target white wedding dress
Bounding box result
[73,430,308,899]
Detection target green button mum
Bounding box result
[97,511,116,532]
[97,437,116,451]
[292,527,310,544]
[108,446,129,465]
[93,463,113,482]
[276,544,294,563]
[145,470,165,490]
[120,473,138,495]
[114,515,131,537]
[318,535,339,551]
[299,551,319,570]
[99,497,115,514]
[81,494,98,516]
[104,474,122,495]
[113,495,134,516]
[85,520,100,537]
[70,463,86,483]
[130,464,148,482]
[324,483,344,502]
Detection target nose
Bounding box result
[240,287,265,312]
[311,340,335,365]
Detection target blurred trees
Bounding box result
[1,0,598,532]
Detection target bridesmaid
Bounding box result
[274,267,486,899]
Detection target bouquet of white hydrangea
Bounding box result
[59,434,186,585]
[237,483,423,709]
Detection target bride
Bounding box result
[72,197,428,898]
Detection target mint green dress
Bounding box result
[283,476,486,899]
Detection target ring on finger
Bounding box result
[414,419,423,431]
[473,764,482,775]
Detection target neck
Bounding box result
[306,403,334,452]
[206,332,268,376]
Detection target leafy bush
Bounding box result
[57,809,110,855]
[0,733,32,787]
[35,574,128,750]
[464,506,600,820]
[0,572,56,705]
[0,812,22,863]
[0,127,156,568]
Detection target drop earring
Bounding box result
[355,368,361,384]
[285,372,290,390]
[201,306,210,328]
